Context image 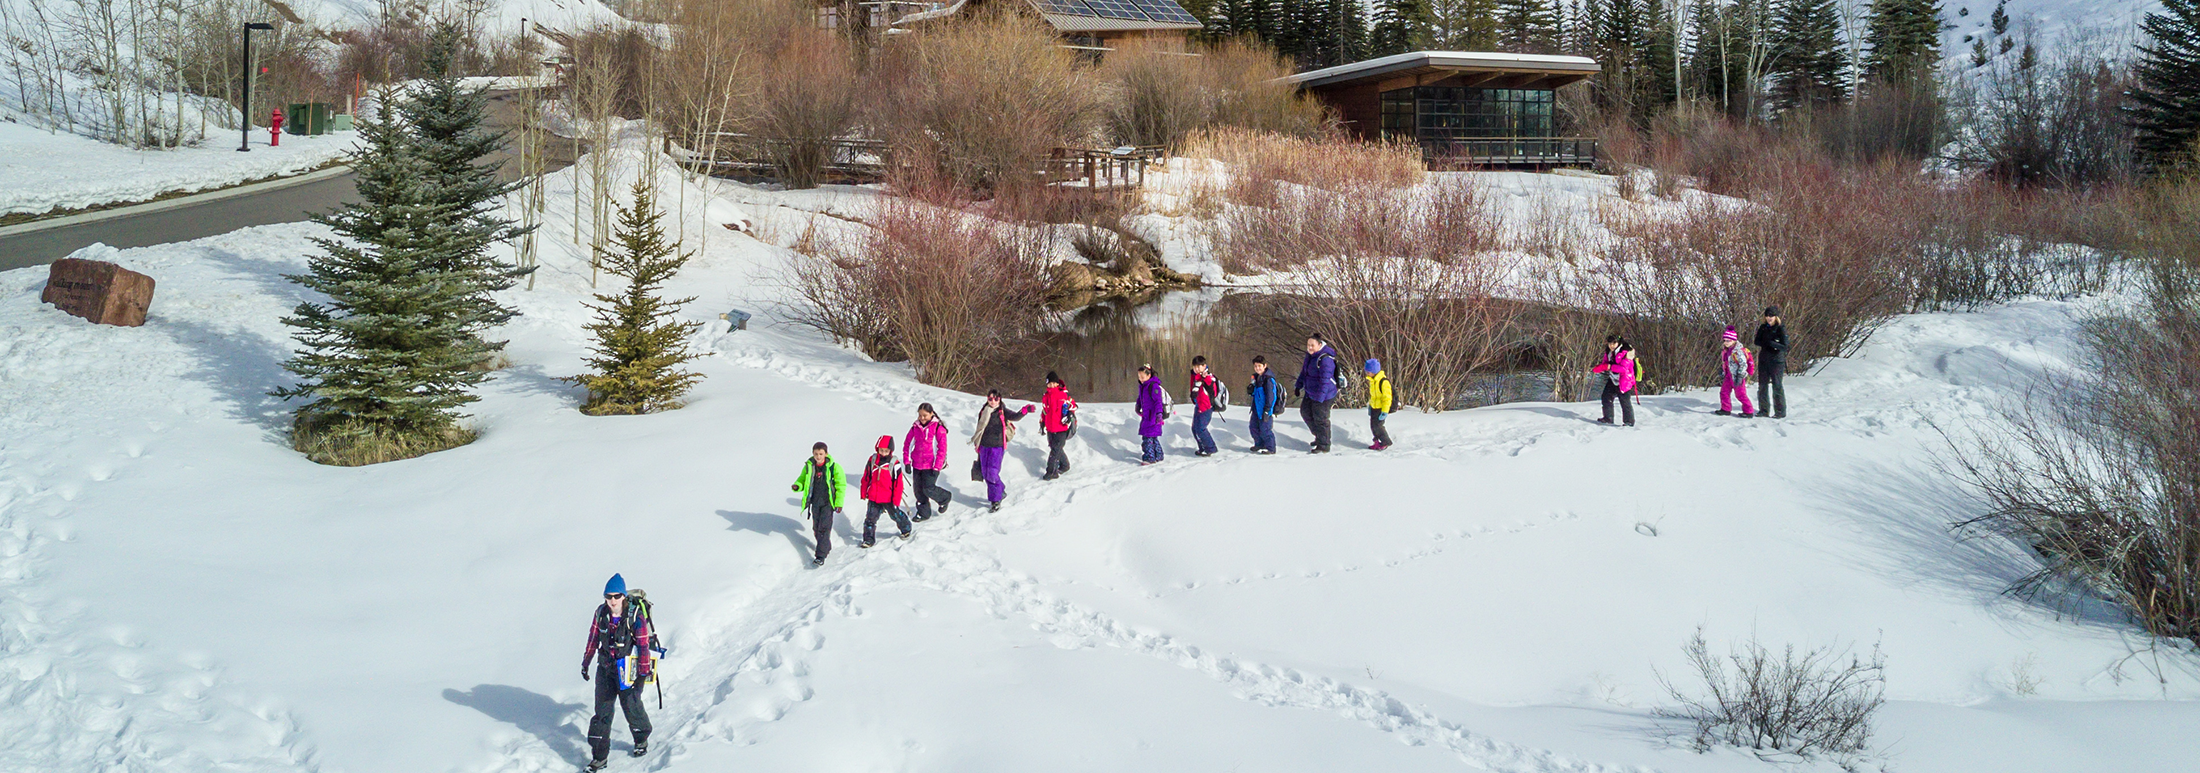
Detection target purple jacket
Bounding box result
[1296,345,1341,403]
[904,418,949,471]
[1136,378,1167,437]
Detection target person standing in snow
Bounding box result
[1187,356,1222,457]
[582,574,652,770]
[1040,373,1077,480]
[1294,334,1343,453]
[1714,326,1757,418]
[1753,306,1789,419]
[1363,358,1395,450]
[1591,335,1638,426]
[972,390,1034,512]
[857,435,913,548]
[903,403,953,521]
[1246,356,1283,454]
[790,442,844,566]
[1135,364,1168,464]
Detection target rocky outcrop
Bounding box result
[1048,226,1199,308]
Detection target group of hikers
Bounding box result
[572,309,1795,771]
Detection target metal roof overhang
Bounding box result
[1287,51,1602,91]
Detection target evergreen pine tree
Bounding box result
[1864,0,1943,83]
[1640,0,1681,112]
[1768,0,1850,113]
[2131,0,2200,171]
[1497,0,1563,53]
[1301,0,1370,68]
[274,105,496,464]
[1425,0,1499,50]
[402,21,528,359]
[1370,0,1430,56]
[575,182,705,415]
[1989,0,2008,36]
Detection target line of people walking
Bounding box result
[1590,307,1790,426]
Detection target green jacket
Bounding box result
[791,456,846,509]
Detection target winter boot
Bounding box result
[811,555,826,567]
[631,740,649,758]
[1713,410,1731,416]
[988,501,1001,513]
[899,530,912,540]
[585,759,608,772]
[1596,417,1614,425]
[860,539,875,549]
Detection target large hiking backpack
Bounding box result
[1212,379,1230,413]
[1063,398,1080,438]
[628,589,667,706]
[1326,353,1348,395]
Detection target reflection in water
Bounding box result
[974,291,1561,408]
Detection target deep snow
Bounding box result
[3,154,2198,773]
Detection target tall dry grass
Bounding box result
[1098,38,1327,151]
[1183,128,1423,209]
[872,9,1096,197]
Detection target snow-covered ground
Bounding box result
[4,153,2198,773]
[0,121,358,217]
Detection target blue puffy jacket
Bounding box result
[1247,371,1283,416]
[1295,345,1341,403]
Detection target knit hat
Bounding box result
[876,434,894,451]
[1722,326,1739,342]
[1364,358,1381,374]
[1045,371,1062,385]
[604,573,627,597]
[1764,306,1780,317]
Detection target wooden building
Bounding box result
[1289,51,1602,167]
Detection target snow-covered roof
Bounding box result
[1288,51,1601,89]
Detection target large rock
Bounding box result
[42,257,155,326]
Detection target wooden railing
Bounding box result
[1043,146,1166,189]
[677,135,1164,189]
[1421,137,1599,168]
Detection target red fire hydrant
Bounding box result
[269,107,283,147]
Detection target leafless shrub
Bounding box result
[1952,33,2137,189]
[1233,176,1516,410]
[1526,265,1608,402]
[872,8,1096,197]
[779,190,1057,389]
[1183,128,1423,208]
[1657,628,1886,764]
[1098,38,1325,150]
[1949,182,2200,644]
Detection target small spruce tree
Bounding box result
[574,182,705,415]
[2131,0,2200,172]
[1865,0,1944,83]
[1769,0,1852,113]
[275,106,494,464]
[403,20,529,361]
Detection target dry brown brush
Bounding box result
[1097,38,1326,150]
[1657,628,1886,764]
[1185,128,1422,209]
[780,192,1056,390]
[872,9,1095,197]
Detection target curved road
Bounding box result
[0,171,362,271]
[0,90,572,273]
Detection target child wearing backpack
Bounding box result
[858,435,914,548]
[1136,364,1168,465]
[582,573,653,770]
[1363,358,1394,450]
[1591,335,1638,427]
[1715,326,1757,418]
[1246,356,1283,454]
[790,442,845,566]
[1188,356,1222,457]
[1041,372,1077,480]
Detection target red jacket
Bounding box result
[859,455,904,505]
[1042,384,1077,433]
[1188,371,1219,412]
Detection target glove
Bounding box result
[834,507,843,515]
[582,665,591,681]
[790,484,798,492]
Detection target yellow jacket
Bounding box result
[1365,372,1394,412]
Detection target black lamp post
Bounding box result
[239,22,275,152]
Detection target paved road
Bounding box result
[0,171,361,272]
[1,89,574,273]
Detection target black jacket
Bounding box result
[1753,322,1790,364]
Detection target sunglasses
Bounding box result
[605,593,625,601]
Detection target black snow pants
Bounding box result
[1600,381,1636,426]
[808,501,835,561]
[863,502,911,543]
[1046,430,1071,477]
[1756,360,1786,417]
[911,469,952,519]
[1301,398,1334,451]
[588,661,651,762]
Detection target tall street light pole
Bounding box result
[239,22,275,152]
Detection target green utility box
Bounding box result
[284,102,334,135]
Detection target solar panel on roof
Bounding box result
[1030,0,1098,15]
[1124,0,1199,24]
[1080,0,1153,21]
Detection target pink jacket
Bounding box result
[1592,348,1638,393]
[904,418,949,471]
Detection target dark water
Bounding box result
[973,291,1567,407]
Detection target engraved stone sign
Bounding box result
[41,257,155,327]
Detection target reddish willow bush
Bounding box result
[781,192,1055,390]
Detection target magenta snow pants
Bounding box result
[1720,375,1755,414]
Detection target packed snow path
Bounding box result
[7,207,2200,772]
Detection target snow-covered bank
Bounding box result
[0,122,358,217]
[3,157,2197,773]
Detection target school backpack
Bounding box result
[1213,380,1230,413]
[1160,385,1175,419]
[1326,353,1349,395]
[1063,398,1080,438]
